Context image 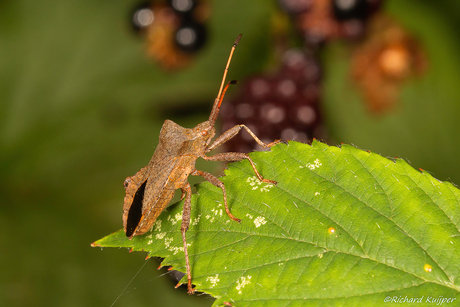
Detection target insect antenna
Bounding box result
[209,34,242,125]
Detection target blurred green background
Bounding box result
[1,0,459,306]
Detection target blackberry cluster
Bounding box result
[220,50,325,153]
[220,0,387,152]
[130,0,208,69]
[279,0,382,45]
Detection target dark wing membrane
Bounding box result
[123,165,148,238]
[131,154,180,236]
[125,180,147,237]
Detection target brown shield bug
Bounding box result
[122,34,282,294]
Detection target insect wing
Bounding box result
[123,155,179,238]
[123,165,148,236]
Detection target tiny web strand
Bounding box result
[110,258,151,307]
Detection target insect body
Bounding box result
[122,34,281,294]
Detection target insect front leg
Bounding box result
[177,183,194,294]
[191,170,241,223]
[206,124,284,152]
[202,152,277,185]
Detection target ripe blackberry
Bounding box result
[278,0,312,15]
[169,0,196,15]
[174,21,207,53]
[129,0,208,70]
[220,50,326,153]
[332,0,369,21]
[131,2,155,33]
[278,0,383,45]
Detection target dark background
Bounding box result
[1,0,459,306]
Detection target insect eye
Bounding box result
[202,130,208,136]
[124,177,131,189]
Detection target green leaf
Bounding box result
[93,140,460,306]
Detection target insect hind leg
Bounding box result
[177,183,195,294]
[191,170,241,223]
[201,152,277,185]
[206,124,285,152]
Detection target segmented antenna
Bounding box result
[209,34,242,125]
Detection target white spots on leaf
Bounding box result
[206,274,220,288]
[254,216,267,228]
[169,245,189,255]
[236,275,252,294]
[211,208,223,217]
[191,214,201,226]
[314,192,320,196]
[164,237,174,248]
[168,212,182,225]
[299,159,322,170]
[156,232,166,240]
[260,183,273,192]
[163,236,190,255]
[260,185,272,192]
[246,176,274,192]
[318,253,323,258]
[205,214,215,223]
[154,219,162,232]
[246,214,267,228]
[309,159,322,170]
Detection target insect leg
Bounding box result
[206,124,284,152]
[177,183,194,294]
[201,152,277,185]
[191,170,241,223]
